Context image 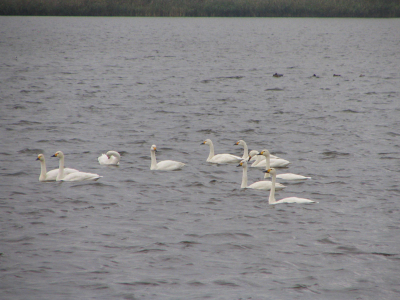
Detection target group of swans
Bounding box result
[37,151,102,182]
[203,139,316,205]
[36,139,317,204]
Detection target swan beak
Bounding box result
[36,157,40,160]
[234,141,239,145]
[51,153,57,157]
[248,156,252,161]
[236,162,243,167]
[263,168,272,173]
[201,141,205,145]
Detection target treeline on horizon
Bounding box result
[1,0,399,17]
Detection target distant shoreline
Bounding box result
[1,0,399,18]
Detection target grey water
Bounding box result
[0,16,399,299]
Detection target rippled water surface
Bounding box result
[1,17,400,299]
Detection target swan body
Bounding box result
[265,168,317,204]
[234,140,250,161]
[201,139,241,164]
[258,149,311,180]
[150,145,185,171]
[237,160,285,191]
[36,154,79,182]
[52,151,102,181]
[98,150,121,165]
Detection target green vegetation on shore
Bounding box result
[1,0,399,17]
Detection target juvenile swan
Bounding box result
[237,160,285,191]
[201,139,241,164]
[265,168,317,204]
[259,149,311,180]
[36,153,78,182]
[52,151,102,181]
[150,145,185,171]
[98,151,121,165]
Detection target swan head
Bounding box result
[248,150,260,160]
[201,139,212,146]
[260,149,270,158]
[36,154,45,161]
[151,145,157,152]
[264,168,276,175]
[237,160,248,167]
[234,140,246,146]
[51,151,64,159]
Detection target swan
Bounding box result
[52,151,102,181]
[234,140,251,161]
[237,160,285,191]
[201,139,241,164]
[249,150,290,168]
[150,145,185,171]
[36,154,79,182]
[259,149,311,181]
[265,168,317,204]
[98,150,121,165]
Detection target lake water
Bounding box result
[0,16,399,299]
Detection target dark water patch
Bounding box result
[340,109,361,113]
[321,151,350,159]
[265,88,284,91]
[18,148,44,154]
[371,252,398,257]
[187,280,205,286]
[386,132,400,137]
[12,120,42,126]
[5,171,29,177]
[213,280,240,287]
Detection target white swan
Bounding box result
[249,150,290,168]
[52,151,102,181]
[265,168,317,204]
[36,153,79,182]
[237,160,285,191]
[201,139,241,164]
[259,149,311,181]
[98,150,121,165]
[150,145,185,171]
[234,140,250,161]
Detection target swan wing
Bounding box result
[208,154,241,164]
[43,168,79,181]
[275,197,317,204]
[44,169,59,181]
[156,160,185,171]
[252,158,290,168]
[276,173,311,181]
[61,171,102,181]
[270,158,290,168]
[98,154,109,165]
[247,181,286,191]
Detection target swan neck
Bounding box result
[39,160,47,180]
[207,142,215,161]
[57,156,65,181]
[263,155,271,178]
[110,151,121,161]
[241,143,249,160]
[150,150,157,169]
[241,164,248,188]
[269,172,277,204]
